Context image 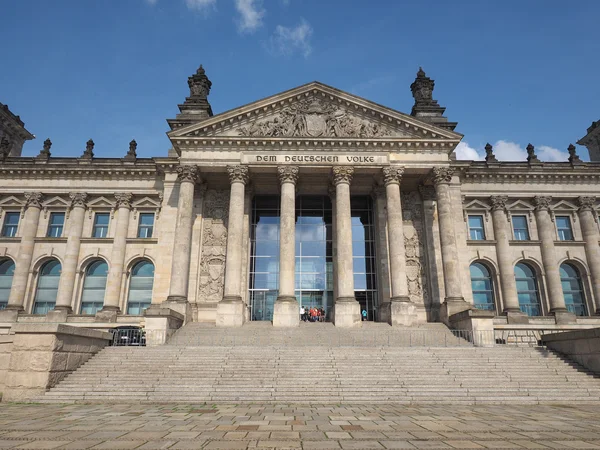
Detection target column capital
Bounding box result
[177,165,200,183]
[418,185,436,201]
[490,195,509,211]
[331,166,354,186]
[115,192,133,209]
[69,192,88,209]
[431,167,454,186]
[382,166,405,186]
[226,165,249,185]
[24,192,43,209]
[533,195,552,211]
[578,196,596,212]
[277,165,299,185]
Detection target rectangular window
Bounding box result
[137,213,154,238]
[92,213,110,238]
[512,215,530,240]
[468,215,486,240]
[1,212,20,237]
[47,213,65,238]
[556,216,574,241]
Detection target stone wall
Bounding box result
[2,324,112,402]
[0,335,14,397]
[541,328,600,374]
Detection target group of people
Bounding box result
[300,306,326,322]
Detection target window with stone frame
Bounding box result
[511,215,530,241]
[467,215,486,240]
[92,213,110,238]
[137,213,154,238]
[46,212,65,238]
[1,212,20,237]
[556,215,574,241]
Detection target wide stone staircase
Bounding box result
[40,322,600,404]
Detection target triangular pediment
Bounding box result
[552,200,578,211]
[169,82,462,141]
[132,196,161,208]
[464,199,490,210]
[87,196,115,208]
[42,196,69,208]
[507,200,534,210]
[0,196,24,208]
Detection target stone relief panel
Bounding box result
[235,97,399,138]
[198,190,229,303]
[402,191,428,306]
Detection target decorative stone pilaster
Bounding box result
[489,195,526,323]
[97,192,132,322]
[533,195,574,323]
[431,167,470,321]
[273,166,300,328]
[578,196,600,314]
[49,193,88,321]
[331,166,361,327]
[1,192,43,321]
[166,166,201,315]
[382,167,417,326]
[217,165,249,327]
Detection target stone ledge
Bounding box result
[542,328,600,342]
[450,309,495,322]
[144,306,184,321]
[11,323,113,341]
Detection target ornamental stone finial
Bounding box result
[226,165,249,185]
[331,166,354,185]
[37,138,52,160]
[188,65,212,99]
[568,144,582,164]
[526,143,539,163]
[490,195,509,211]
[115,192,133,209]
[382,166,405,186]
[533,195,551,211]
[431,167,454,186]
[410,67,434,106]
[485,143,498,163]
[277,166,299,185]
[418,185,436,201]
[124,139,137,161]
[24,192,43,208]
[69,192,88,209]
[176,165,200,183]
[578,196,596,211]
[81,139,95,159]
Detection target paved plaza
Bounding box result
[1,403,600,449]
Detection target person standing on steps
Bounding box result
[362,309,367,321]
[300,306,305,322]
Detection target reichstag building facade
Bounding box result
[1,67,600,332]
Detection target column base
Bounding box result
[503,309,529,324]
[273,296,299,328]
[551,309,577,325]
[333,298,362,328]
[440,297,471,325]
[0,306,22,322]
[216,296,245,327]
[45,307,71,323]
[95,306,120,323]
[388,297,418,327]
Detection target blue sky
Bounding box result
[1,0,598,161]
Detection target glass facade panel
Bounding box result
[469,262,495,311]
[556,216,574,241]
[351,196,377,321]
[47,213,65,238]
[560,263,587,316]
[1,212,19,237]
[80,260,108,314]
[0,259,15,310]
[468,215,485,240]
[126,260,154,315]
[512,215,530,240]
[514,263,541,316]
[33,260,61,314]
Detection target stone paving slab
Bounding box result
[2,403,600,449]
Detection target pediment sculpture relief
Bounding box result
[237,98,396,138]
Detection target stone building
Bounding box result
[1,66,600,338]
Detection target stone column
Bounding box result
[165,166,200,316]
[372,186,391,322]
[331,166,361,327]
[431,167,470,320]
[533,195,573,323]
[577,197,600,314]
[0,192,43,322]
[382,167,417,326]
[216,165,249,327]
[489,196,526,323]
[96,193,132,322]
[48,193,88,322]
[273,166,299,327]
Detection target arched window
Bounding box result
[0,259,15,310]
[126,260,154,315]
[33,260,61,315]
[469,262,495,311]
[80,260,108,315]
[514,263,541,316]
[560,263,587,316]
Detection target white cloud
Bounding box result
[455,140,569,162]
[234,0,265,33]
[185,0,217,14]
[267,18,313,58]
